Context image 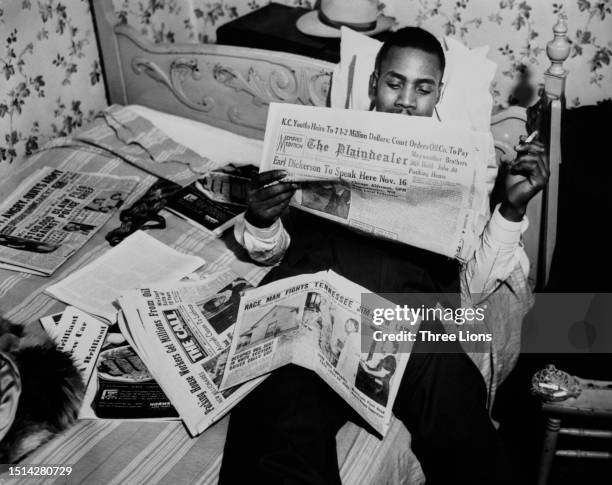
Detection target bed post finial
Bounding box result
[547,15,570,76]
[537,14,569,287]
[544,15,570,99]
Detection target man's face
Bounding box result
[370,46,443,117]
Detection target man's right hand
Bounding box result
[244,170,297,228]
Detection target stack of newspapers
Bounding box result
[116,268,411,436]
[35,102,490,434]
[116,269,263,434]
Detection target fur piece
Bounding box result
[0,318,84,463]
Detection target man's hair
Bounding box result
[374,27,445,76]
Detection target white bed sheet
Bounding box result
[127,104,264,169]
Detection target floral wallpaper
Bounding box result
[1,0,610,175]
[0,0,106,175]
[382,0,612,109]
[113,0,612,109]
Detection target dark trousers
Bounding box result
[220,213,511,484]
[219,324,511,485]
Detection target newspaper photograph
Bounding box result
[82,340,179,421]
[260,103,490,261]
[220,270,411,435]
[0,166,138,275]
[116,269,264,436]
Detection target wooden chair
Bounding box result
[537,376,612,485]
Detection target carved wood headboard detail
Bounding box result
[93,1,334,140]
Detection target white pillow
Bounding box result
[330,27,497,132]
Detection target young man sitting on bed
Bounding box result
[220,27,548,485]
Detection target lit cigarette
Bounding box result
[514,130,538,150]
[510,130,540,166]
[524,130,539,143]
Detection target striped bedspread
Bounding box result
[0,106,425,485]
[8,417,422,485]
[2,105,533,485]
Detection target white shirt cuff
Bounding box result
[487,204,528,248]
[243,217,284,240]
[234,214,290,266]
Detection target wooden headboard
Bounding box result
[92,1,334,140]
[91,0,570,289]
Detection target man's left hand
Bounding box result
[500,138,549,222]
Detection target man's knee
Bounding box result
[221,365,345,485]
[231,364,347,437]
[393,351,491,442]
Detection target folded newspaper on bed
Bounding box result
[260,103,490,261]
[220,270,411,436]
[0,166,138,275]
[116,269,264,436]
[40,306,108,387]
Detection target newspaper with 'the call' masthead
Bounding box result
[117,269,411,436]
[260,103,491,261]
[117,269,265,436]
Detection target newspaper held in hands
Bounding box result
[0,166,138,275]
[260,104,491,261]
[220,270,411,436]
[117,269,263,436]
[45,230,206,324]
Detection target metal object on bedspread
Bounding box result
[105,165,258,246]
[105,179,179,246]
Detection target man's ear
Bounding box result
[0,352,21,443]
[368,71,378,104]
[436,82,445,105]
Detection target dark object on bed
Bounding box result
[166,186,240,232]
[0,234,59,254]
[166,166,256,232]
[105,179,178,246]
[107,165,258,245]
[197,164,258,207]
[0,318,84,463]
